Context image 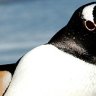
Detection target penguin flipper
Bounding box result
[0,63,17,96]
[0,71,12,96]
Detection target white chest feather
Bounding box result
[4,45,96,96]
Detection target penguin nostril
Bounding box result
[85,20,95,31]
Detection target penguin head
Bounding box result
[81,3,96,31]
[68,2,96,32]
[49,2,96,64]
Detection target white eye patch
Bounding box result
[82,4,96,23]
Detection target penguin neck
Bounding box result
[48,27,96,64]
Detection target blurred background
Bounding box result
[0,0,93,64]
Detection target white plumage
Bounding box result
[4,45,96,96]
[82,4,96,22]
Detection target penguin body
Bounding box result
[4,45,96,96]
[1,2,96,96]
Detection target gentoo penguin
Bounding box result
[1,2,96,96]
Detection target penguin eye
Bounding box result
[85,21,95,31]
